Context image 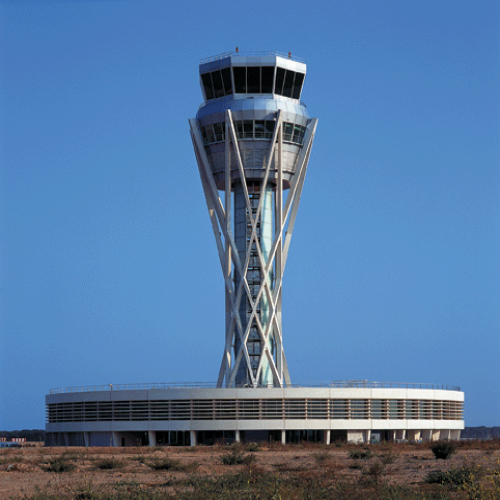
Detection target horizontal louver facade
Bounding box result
[47,397,463,423]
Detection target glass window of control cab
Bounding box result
[201,63,305,99]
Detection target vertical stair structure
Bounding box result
[190,52,317,388]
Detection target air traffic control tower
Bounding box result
[189,51,317,389]
[45,52,464,447]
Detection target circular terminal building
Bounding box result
[46,382,463,446]
[45,52,464,446]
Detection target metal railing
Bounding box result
[290,380,461,391]
[49,380,460,394]
[49,382,216,394]
[201,51,305,64]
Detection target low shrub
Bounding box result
[348,460,363,470]
[95,457,121,470]
[220,450,242,465]
[220,448,255,466]
[72,476,97,500]
[0,455,24,465]
[147,456,184,471]
[244,441,261,452]
[425,463,483,487]
[349,448,373,460]
[361,459,386,485]
[379,446,399,465]
[430,441,457,460]
[311,451,330,464]
[42,457,75,473]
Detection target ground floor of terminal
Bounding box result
[45,428,461,447]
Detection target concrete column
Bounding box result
[440,430,450,440]
[450,430,461,440]
[83,432,90,447]
[281,430,286,445]
[190,430,197,447]
[395,429,406,441]
[364,430,371,444]
[324,430,331,445]
[63,433,69,447]
[112,432,120,447]
[235,430,241,443]
[148,431,157,447]
[407,429,420,442]
[421,429,432,442]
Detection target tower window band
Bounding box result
[200,121,307,146]
[201,66,304,100]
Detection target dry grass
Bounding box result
[0,441,499,499]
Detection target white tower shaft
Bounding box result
[190,110,318,387]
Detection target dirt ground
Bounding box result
[0,441,499,499]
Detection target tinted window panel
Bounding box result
[213,123,224,142]
[292,124,302,143]
[201,73,214,100]
[212,70,224,98]
[283,123,293,142]
[243,121,253,138]
[283,122,293,141]
[261,66,274,93]
[233,67,246,93]
[200,126,208,144]
[255,120,266,138]
[221,67,232,95]
[247,67,260,93]
[292,73,305,99]
[265,120,275,137]
[275,67,285,95]
[205,125,215,143]
[283,71,294,97]
[236,121,245,139]
[298,125,306,144]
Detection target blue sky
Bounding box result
[0,0,498,430]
